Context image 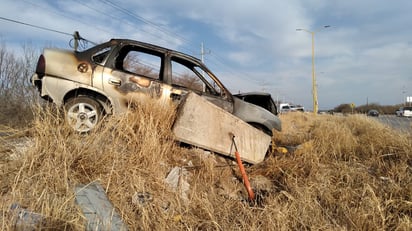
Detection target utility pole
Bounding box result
[200,42,211,91]
[73,31,81,51]
[201,42,204,63]
[402,85,406,106]
[296,25,330,114]
[200,42,211,64]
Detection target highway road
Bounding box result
[370,115,411,133]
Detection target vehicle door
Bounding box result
[167,55,234,113]
[100,44,171,111]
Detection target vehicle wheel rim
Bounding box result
[67,102,99,132]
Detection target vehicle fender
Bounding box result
[232,98,282,132]
[43,48,93,86]
[40,76,116,113]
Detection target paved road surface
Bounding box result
[370,115,411,134]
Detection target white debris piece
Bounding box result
[165,167,191,202]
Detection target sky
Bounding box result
[1,0,411,110]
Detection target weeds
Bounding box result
[1,105,411,230]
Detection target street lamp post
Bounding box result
[296,25,330,114]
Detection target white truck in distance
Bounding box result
[279,103,304,113]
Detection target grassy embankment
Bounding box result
[1,98,411,230]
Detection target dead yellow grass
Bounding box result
[1,106,411,230]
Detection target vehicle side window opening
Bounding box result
[241,95,276,115]
[91,46,112,64]
[193,66,222,95]
[245,96,269,110]
[171,57,222,96]
[115,45,162,80]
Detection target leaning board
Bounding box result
[172,92,271,164]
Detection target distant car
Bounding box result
[318,110,333,115]
[396,108,402,117]
[279,103,291,113]
[404,107,412,117]
[290,104,304,112]
[367,109,379,117]
[397,106,412,117]
[31,39,281,134]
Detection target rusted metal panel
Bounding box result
[172,92,271,164]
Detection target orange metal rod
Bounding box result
[231,135,255,201]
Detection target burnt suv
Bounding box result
[31,39,281,134]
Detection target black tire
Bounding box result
[65,96,103,133]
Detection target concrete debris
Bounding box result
[74,182,128,231]
[172,92,272,164]
[165,167,191,202]
[10,203,44,231]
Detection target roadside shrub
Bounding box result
[0,43,39,127]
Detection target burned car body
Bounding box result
[233,92,278,115]
[31,39,281,134]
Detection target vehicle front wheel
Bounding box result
[65,96,103,133]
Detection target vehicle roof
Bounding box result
[86,39,203,63]
[233,92,272,97]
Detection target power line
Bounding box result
[0,16,72,37]
[72,0,192,53]
[97,2,255,82]
[100,0,193,46]
[0,16,96,49]
[24,0,226,70]
[21,0,113,37]
[2,1,259,90]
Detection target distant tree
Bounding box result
[356,103,381,114]
[173,73,203,92]
[334,104,352,113]
[333,103,401,115]
[0,42,39,127]
[123,52,159,79]
[355,103,400,115]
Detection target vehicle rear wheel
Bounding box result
[65,96,103,133]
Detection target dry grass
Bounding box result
[1,103,411,230]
